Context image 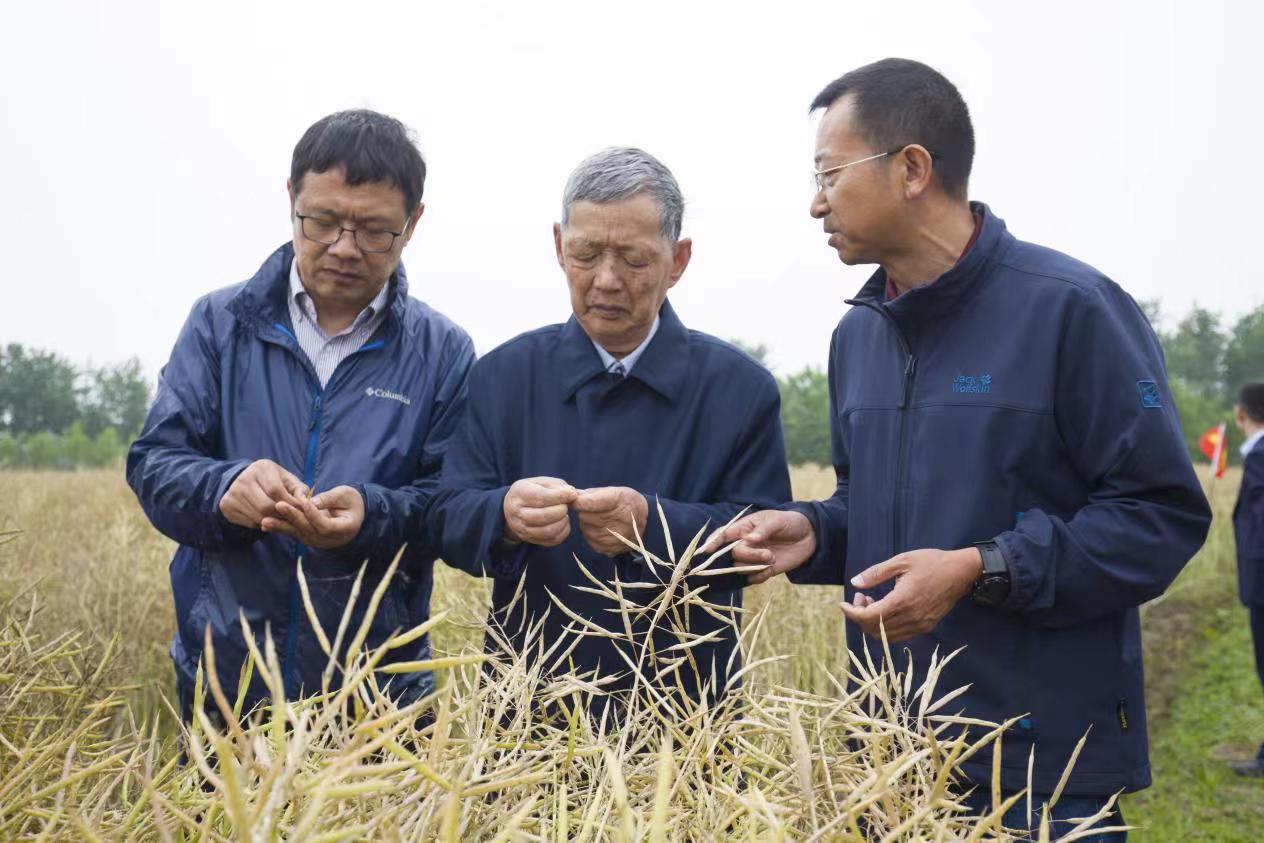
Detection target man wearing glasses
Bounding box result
[709,59,1210,838]
[128,110,475,721]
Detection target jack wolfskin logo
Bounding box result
[1137,380,1161,409]
[952,374,992,394]
[365,387,411,406]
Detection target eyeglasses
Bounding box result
[812,146,942,192]
[295,213,409,253]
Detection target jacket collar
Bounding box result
[556,299,691,403]
[851,202,1012,322]
[226,242,410,345]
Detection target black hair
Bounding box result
[291,109,426,214]
[1241,382,1264,424]
[810,58,974,198]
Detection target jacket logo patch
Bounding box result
[952,374,992,394]
[1137,380,1161,409]
[365,387,411,406]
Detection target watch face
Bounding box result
[974,575,1009,606]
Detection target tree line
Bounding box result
[0,344,150,469]
[1,300,1259,471]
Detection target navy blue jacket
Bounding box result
[127,243,475,708]
[426,301,791,695]
[789,204,1211,796]
[1235,438,1264,607]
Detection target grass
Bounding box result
[1120,467,1264,840]
[0,464,1254,839]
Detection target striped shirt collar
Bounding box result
[288,258,390,340]
[592,315,660,375]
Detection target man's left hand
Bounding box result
[261,485,366,550]
[571,487,649,556]
[839,548,983,642]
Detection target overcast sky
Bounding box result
[3,0,1261,378]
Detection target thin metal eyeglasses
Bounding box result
[812,146,942,192]
[295,213,410,253]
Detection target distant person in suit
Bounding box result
[1233,381,1264,777]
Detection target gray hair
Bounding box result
[561,147,685,242]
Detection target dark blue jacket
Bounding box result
[789,204,1210,796]
[1235,438,1264,607]
[426,301,791,695]
[127,243,475,708]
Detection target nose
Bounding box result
[592,255,622,291]
[327,227,364,260]
[809,189,830,220]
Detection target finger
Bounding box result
[260,517,301,538]
[311,486,352,511]
[746,564,778,585]
[521,483,580,507]
[850,555,907,589]
[728,543,774,566]
[516,504,572,527]
[702,517,758,553]
[258,464,304,508]
[274,500,317,532]
[570,489,618,514]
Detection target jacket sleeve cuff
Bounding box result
[993,531,1035,613]
[781,501,843,585]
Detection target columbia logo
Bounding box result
[952,374,992,394]
[365,387,411,406]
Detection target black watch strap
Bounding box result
[971,540,1011,606]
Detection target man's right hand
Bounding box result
[703,510,818,585]
[218,459,310,530]
[502,477,580,547]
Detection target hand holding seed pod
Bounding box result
[218,459,310,530]
[702,509,817,584]
[261,484,365,550]
[502,476,579,546]
[571,486,649,556]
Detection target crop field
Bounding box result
[0,466,1259,840]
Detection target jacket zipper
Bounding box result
[269,323,387,696]
[845,299,918,557]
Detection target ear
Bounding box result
[667,237,693,289]
[899,145,937,200]
[553,223,565,268]
[287,179,296,216]
[402,203,425,246]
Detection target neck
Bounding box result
[1246,422,1264,441]
[882,200,976,296]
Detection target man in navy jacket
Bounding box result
[710,60,1210,837]
[427,147,790,702]
[1232,382,1264,776]
[128,110,475,719]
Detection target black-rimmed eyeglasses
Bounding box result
[295,213,409,254]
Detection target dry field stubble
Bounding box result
[0,467,1124,840]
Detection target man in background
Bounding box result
[128,110,474,720]
[1232,382,1264,776]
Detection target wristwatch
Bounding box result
[971,540,1011,606]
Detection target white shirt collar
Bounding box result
[591,315,660,375]
[1242,429,1264,458]
[289,258,389,337]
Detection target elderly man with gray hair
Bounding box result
[427,147,790,702]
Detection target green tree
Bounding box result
[0,344,81,436]
[80,358,151,439]
[1223,305,1264,407]
[778,367,831,466]
[1162,307,1226,402]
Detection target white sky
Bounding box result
[2,0,1261,378]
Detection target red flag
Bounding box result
[1199,422,1228,478]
